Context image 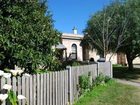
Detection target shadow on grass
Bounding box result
[113,66,140,83]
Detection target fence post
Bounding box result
[97,62,99,76]
[67,66,72,105]
[109,61,113,78]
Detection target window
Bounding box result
[71,44,77,59]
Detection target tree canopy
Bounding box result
[0,0,61,72]
[118,0,140,70]
[82,0,140,70]
[82,0,128,60]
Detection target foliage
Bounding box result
[82,0,140,70]
[78,73,111,96]
[94,73,111,86]
[71,61,81,66]
[7,90,18,105]
[0,0,61,72]
[79,75,91,89]
[113,64,123,67]
[78,74,91,95]
[117,0,140,70]
[60,60,82,69]
[82,0,128,60]
[32,69,48,74]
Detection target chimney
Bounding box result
[72,27,77,34]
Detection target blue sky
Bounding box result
[48,0,111,34]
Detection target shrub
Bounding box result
[113,64,122,67]
[72,61,81,66]
[78,73,111,97]
[61,60,82,69]
[79,75,90,89]
[94,73,111,86]
[32,69,48,74]
[78,74,91,95]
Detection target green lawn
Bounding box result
[113,66,140,83]
[74,80,140,105]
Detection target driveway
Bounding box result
[116,79,140,88]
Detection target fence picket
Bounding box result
[40,74,43,105]
[43,74,47,105]
[55,72,58,105]
[1,77,6,105]
[12,77,17,94]
[33,74,37,105]
[50,73,52,105]
[57,71,60,105]
[62,71,65,105]
[53,72,55,105]
[17,76,22,105]
[46,73,49,105]
[58,71,61,105]
[29,75,33,105]
[26,76,30,105]
[37,74,40,105]
[21,75,26,105]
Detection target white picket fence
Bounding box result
[0,62,112,105]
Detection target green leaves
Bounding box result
[120,0,140,66]
[0,0,61,71]
[7,90,18,105]
[83,0,127,58]
[83,0,140,65]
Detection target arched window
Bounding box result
[71,44,77,59]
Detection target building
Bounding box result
[60,28,140,65]
[61,28,83,61]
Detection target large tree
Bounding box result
[82,1,128,60]
[0,0,61,72]
[83,0,140,70]
[118,0,140,70]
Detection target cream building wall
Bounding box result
[89,50,140,64]
[132,57,140,64]
[89,50,100,61]
[106,53,117,64]
[62,33,83,61]
[89,50,117,64]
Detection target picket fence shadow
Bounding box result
[0,62,112,105]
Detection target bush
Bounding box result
[94,73,111,86]
[113,64,123,67]
[78,73,111,97]
[72,61,81,66]
[60,60,82,69]
[32,69,48,74]
[78,74,92,95]
[79,75,90,89]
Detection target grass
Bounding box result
[113,66,140,83]
[74,80,140,105]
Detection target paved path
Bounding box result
[134,64,140,68]
[116,79,140,88]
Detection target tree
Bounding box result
[83,0,140,70]
[118,0,140,70]
[82,0,128,61]
[0,0,61,72]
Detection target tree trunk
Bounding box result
[126,54,133,71]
